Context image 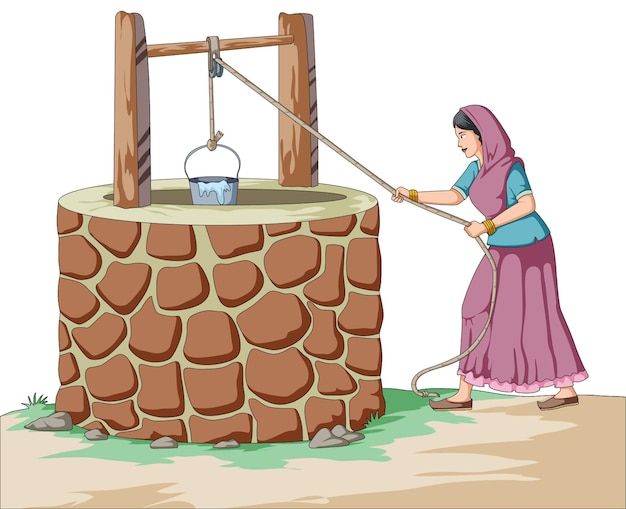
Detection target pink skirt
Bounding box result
[458,235,588,393]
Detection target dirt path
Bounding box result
[1,395,624,508]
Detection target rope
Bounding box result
[208,67,216,144]
[214,56,498,399]
[207,37,223,150]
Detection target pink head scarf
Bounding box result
[460,105,524,218]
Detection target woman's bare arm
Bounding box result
[492,194,535,227]
[392,187,464,205]
[464,194,536,237]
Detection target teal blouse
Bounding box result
[452,161,550,247]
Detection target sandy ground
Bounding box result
[1,395,624,509]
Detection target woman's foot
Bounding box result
[537,386,579,411]
[429,398,473,411]
[555,387,577,399]
[446,391,472,403]
[430,376,474,411]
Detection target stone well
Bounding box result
[55,178,385,443]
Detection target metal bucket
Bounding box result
[184,143,242,205]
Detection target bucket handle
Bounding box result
[183,143,242,181]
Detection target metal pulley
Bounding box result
[207,36,224,78]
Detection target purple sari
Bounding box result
[457,105,588,392]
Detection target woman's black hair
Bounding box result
[453,110,481,142]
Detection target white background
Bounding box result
[1,0,624,415]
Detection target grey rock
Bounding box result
[309,427,349,449]
[342,431,365,443]
[330,424,364,443]
[213,439,240,449]
[24,412,72,431]
[150,436,178,449]
[84,429,108,441]
[311,427,332,444]
[330,424,349,437]
[316,436,349,448]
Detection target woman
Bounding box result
[393,105,588,411]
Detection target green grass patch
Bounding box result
[5,388,512,470]
[21,392,49,408]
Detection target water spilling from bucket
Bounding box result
[189,176,238,205]
[198,180,230,202]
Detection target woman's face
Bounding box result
[455,127,482,159]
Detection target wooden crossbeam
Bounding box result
[147,35,294,57]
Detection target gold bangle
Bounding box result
[482,219,496,235]
[485,219,496,235]
[409,189,419,202]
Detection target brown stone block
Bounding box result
[83,420,109,434]
[309,215,356,236]
[338,292,383,336]
[189,414,252,444]
[73,313,127,359]
[349,379,386,431]
[305,397,346,439]
[237,292,310,349]
[57,205,82,234]
[156,263,209,311]
[85,355,138,401]
[213,261,263,307]
[184,363,244,416]
[117,418,187,442]
[249,399,302,443]
[303,303,344,360]
[303,245,345,306]
[246,348,313,404]
[58,279,100,324]
[266,222,301,236]
[129,298,182,362]
[88,217,141,258]
[59,236,102,279]
[264,236,321,288]
[96,262,151,315]
[147,224,197,260]
[92,400,139,430]
[346,238,381,291]
[360,205,380,236]
[59,321,71,351]
[315,361,357,395]
[206,225,264,259]
[184,310,240,365]
[138,362,184,417]
[55,385,89,424]
[346,337,382,376]
[59,353,80,385]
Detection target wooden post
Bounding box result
[278,13,318,187]
[114,11,151,208]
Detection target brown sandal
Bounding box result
[537,395,579,411]
[429,398,473,411]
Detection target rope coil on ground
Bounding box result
[214,55,498,398]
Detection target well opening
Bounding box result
[103,188,346,206]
